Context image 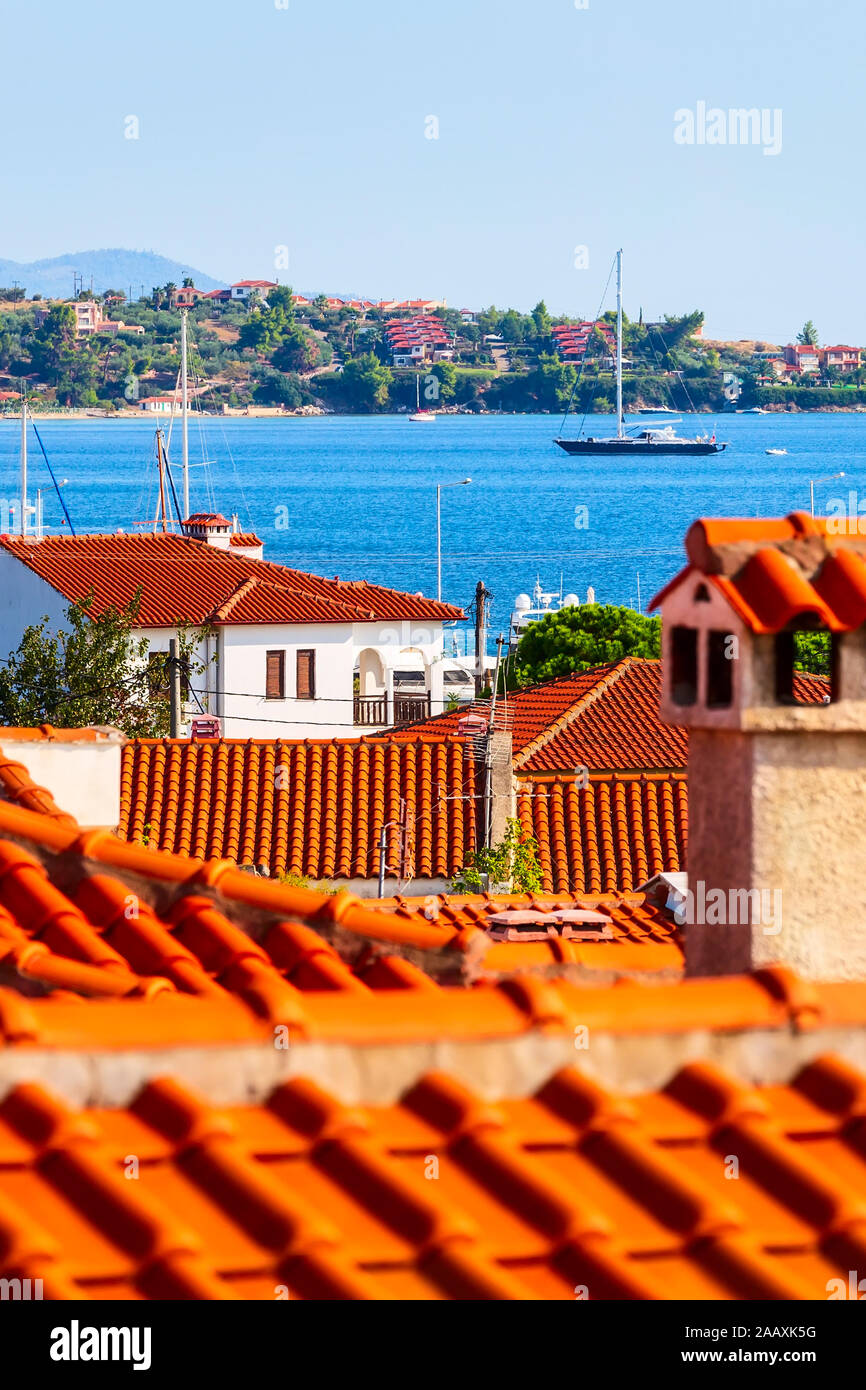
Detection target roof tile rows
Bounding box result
[393,661,687,770]
[5,733,866,1298]
[518,773,688,894]
[0,532,463,629]
[119,736,478,881]
[4,1058,866,1300]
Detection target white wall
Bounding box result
[0,738,122,826]
[0,552,449,740]
[219,622,355,738]
[0,553,71,662]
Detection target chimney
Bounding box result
[653,511,866,982]
[183,513,233,549]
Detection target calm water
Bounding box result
[1,412,863,640]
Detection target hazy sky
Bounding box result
[3,0,862,341]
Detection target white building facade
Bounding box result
[0,524,460,739]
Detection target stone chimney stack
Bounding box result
[653,511,866,982]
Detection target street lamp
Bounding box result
[810,471,845,518]
[436,478,471,601]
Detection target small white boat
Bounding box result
[409,373,436,422]
[765,447,787,456]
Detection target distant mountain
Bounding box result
[0,249,226,299]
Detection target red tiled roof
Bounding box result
[3,757,866,1299]
[7,1056,866,1299]
[229,533,263,547]
[0,533,462,628]
[392,660,689,771]
[118,735,479,880]
[518,772,688,894]
[651,511,866,634]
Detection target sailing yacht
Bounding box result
[409,373,436,422]
[555,250,728,456]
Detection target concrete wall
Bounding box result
[0,736,122,827]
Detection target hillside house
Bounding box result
[0,519,463,739]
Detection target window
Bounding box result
[266,650,285,700]
[694,583,711,603]
[296,649,316,700]
[671,626,698,705]
[707,631,734,708]
[775,629,835,705]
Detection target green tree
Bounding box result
[340,352,392,411]
[0,595,207,738]
[451,818,542,894]
[793,630,830,676]
[271,325,319,373]
[534,353,577,410]
[531,300,552,337]
[430,360,457,401]
[515,604,661,683]
[797,320,819,345]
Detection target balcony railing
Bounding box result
[353,692,431,726]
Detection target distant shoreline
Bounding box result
[3,404,866,423]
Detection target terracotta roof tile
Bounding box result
[0,533,463,628]
[2,1060,866,1299]
[651,511,866,634]
[118,735,479,880]
[518,773,688,893]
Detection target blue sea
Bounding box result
[1,412,863,645]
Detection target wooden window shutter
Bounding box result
[296,649,315,700]
[266,650,285,700]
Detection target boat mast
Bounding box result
[181,308,190,520]
[616,248,623,439]
[156,429,168,534]
[19,387,27,535]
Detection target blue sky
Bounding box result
[3,0,862,341]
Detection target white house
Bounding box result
[0,516,463,738]
[230,280,278,303]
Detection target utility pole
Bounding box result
[483,634,506,848]
[474,579,489,698]
[169,638,182,738]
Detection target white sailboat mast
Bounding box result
[19,389,27,535]
[181,308,190,519]
[616,248,623,439]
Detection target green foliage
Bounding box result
[797,320,819,345]
[430,360,457,401]
[793,630,831,676]
[338,353,393,410]
[237,287,297,354]
[0,595,208,738]
[451,818,542,894]
[252,366,308,408]
[515,603,661,684]
[278,870,311,889]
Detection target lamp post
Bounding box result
[436,478,471,602]
[810,471,845,518]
